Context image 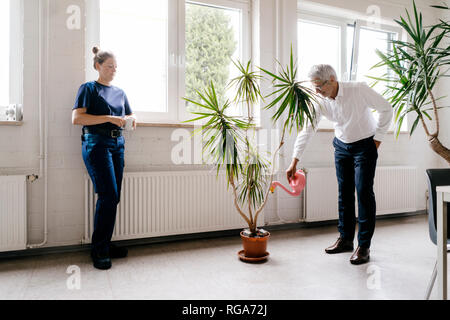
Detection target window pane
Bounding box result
[298,20,340,129]
[356,27,404,131]
[298,20,340,81]
[0,0,9,106]
[356,27,393,94]
[99,0,168,113]
[185,2,241,116]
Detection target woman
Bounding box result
[72,46,136,270]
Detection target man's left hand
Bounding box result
[374,139,381,149]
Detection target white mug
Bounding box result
[124,117,134,131]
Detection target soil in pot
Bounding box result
[239,228,270,261]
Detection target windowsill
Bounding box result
[316,128,409,134]
[137,122,263,129]
[136,123,406,133]
[0,120,23,126]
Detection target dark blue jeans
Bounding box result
[82,133,125,256]
[333,136,378,249]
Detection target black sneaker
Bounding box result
[91,250,112,270]
[109,243,128,259]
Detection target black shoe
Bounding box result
[350,246,370,265]
[91,250,112,270]
[325,237,354,254]
[109,243,128,259]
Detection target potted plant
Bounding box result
[183,48,320,261]
[370,1,450,164]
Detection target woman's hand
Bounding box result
[124,114,137,130]
[107,116,126,128]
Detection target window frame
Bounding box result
[85,0,251,125]
[179,0,252,124]
[298,13,350,81]
[350,19,401,82]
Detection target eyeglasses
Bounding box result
[313,80,328,91]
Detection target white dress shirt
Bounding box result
[292,81,393,162]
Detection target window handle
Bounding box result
[170,53,177,66]
[178,55,185,66]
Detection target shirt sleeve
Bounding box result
[124,93,132,115]
[292,102,323,162]
[360,82,393,142]
[73,83,92,110]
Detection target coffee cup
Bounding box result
[124,117,134,131]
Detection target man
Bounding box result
[286,64,393,265]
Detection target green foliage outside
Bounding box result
[185,3,237,112]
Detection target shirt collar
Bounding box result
[325,82,343,101]
[335,82,343,100]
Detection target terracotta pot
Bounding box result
[240,230,270,258]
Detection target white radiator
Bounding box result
[0,175,27,252]
[83,171,263,243]
[305,166,418,222]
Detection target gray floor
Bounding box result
[0,214,447,300]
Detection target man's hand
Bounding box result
[286,158,299,182]
[374,139,381,149]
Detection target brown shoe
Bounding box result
[350,246,370,265]
[325,237,354,254]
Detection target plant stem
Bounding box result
[427,89,439,138]
[229,173,252,228]
[245,99,254,228]
[252,126,287,229]
[418,110,432,138]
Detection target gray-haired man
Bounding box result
[286,64,393,264]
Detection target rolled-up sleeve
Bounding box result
[292,104,322,162]
[360,83,393,142]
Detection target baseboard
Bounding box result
[0,210,426,260]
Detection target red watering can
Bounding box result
[270,169,306,196]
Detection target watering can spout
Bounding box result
[270,169,306,197]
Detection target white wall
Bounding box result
[0,0,445,249]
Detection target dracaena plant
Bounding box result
[183,47,320,235]
[370,0,450,164]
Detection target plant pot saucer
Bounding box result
[238,250,269,262]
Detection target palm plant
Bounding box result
[183,47,319,235]
[370,1,450,164]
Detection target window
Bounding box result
[184,1,246,119]
[349,22,397,94]
[0,0,10,107]
[100,0,169,114]
[91,0,175,122]
[87,0,250,124]
[298,15,349,129]
[297,20,342,82]
[0,0,23,121]
[298,14,406,132]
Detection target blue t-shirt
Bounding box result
[73,81,132,130]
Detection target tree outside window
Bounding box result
[185,3,239,114]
